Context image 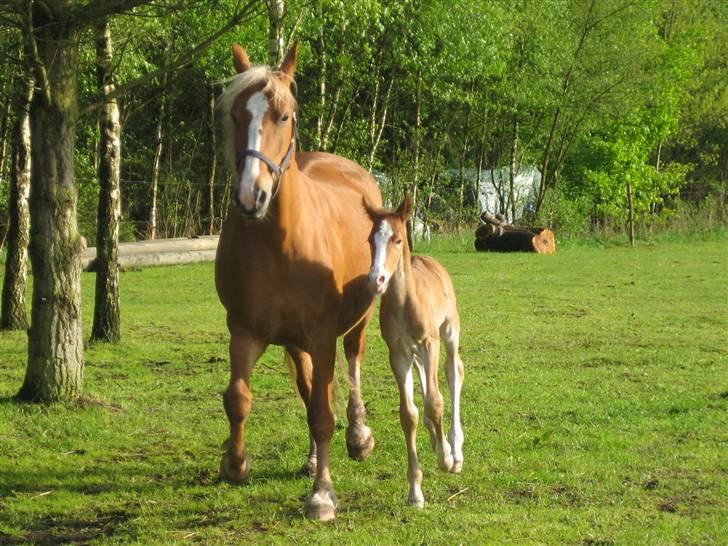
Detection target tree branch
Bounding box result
[80,0,262,115]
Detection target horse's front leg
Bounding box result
[343,308,376,461]
[304,339,338,521]
[220,330,267,483]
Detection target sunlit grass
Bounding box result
[1,238,726,544]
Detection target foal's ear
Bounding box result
[280,41,299,80]
[232,43,251,74]
[397,193,413,221]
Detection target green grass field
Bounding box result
[1,239,726,545]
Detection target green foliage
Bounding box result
[1,241,726,542]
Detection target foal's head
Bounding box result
[219,43,298,219]
[363,195,413,295]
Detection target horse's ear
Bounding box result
[232,43,251,74]
[280,41,299,80]
[397,193,413,221]
[362,196,378,222]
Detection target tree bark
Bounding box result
[367,76,394,172]
[1,65,33,331]
[90,19,121,343]
[626,179,635,247]
[206,83,217,235]
[18,7,84,402]
[509,114,519,222]
[267,0,285,65]
[148,70,167,240]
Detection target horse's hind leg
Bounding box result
[343,309,375,461]
[442,315,464,473]
[220,329,266,483]
[286,346,317,476]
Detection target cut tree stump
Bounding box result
[474,212,556,254]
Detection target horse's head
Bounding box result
[363,194,413,295]
[220,43,298,219]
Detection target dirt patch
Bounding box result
[14,509,133,545]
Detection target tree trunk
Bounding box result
[148,71,167,240]
[90,19,121,343]
[315,16,326,150]
[1,67,33,331]
[509,114,519,222]
[626,179,635,247]
[367,76,393,172]
[206,84,217,235]
[458,81,475,210]
[18,10,84,402]
[475,213,556,254]
[267,0,285,65]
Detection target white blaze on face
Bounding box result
[238,90,269,210]
[370,219,394,294]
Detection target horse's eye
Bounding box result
[280,113,290,123]
[394,239,403,245]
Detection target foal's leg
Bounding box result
[220,330,267,483]
[343,309,375,460]
[442,316,464,473]
[286,347,317,476]
[390,349,424,507]
[304,340,338,521]
[420,338,454,472]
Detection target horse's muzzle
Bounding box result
[234,185,269,219]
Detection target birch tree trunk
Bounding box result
[90,19,121,343]
[509,115,519,222]
[148,71,167,240]
[206,83,217,235]
[367,76,393,172]
[18,7,84,402]
[267,0,285,65]
[1,66,33,331]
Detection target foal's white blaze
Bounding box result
[370,219,394,294]
[237,91,270,210]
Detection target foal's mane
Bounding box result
[218,65,297,175]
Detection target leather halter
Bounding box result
[235,113,297,199]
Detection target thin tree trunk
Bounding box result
[1,67,33,331]
[148,70,167,240]
[267,0,285,65]
[19,8,84,402]
[367,76,394,172]
[316,16,326,150]
[509,114,519,222]
[0,67,16,187]
[207,84,217,235]
[476,106,489,203]
[458,81,475,210]
[626,179,635,247]
[91,19,121,343]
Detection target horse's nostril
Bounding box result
[377,275,386,286]
[255,188,268,209]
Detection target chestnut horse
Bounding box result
[215,43,381,521]
[364,195,465,507]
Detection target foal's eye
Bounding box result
[280,113,290,123]
[394,239,403,245]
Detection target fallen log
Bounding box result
[474,213,556,254]
[82,236,219,271]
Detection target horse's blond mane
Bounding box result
[218,65,297,175]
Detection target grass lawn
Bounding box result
[0,238,726,544]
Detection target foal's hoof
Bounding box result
[299,456,317,478]
[408,490,425,508]
[437,451,455,473]
[346,425,375,461]
[450,460,463,474]
[304,491,337,521]
[219,452,250,484]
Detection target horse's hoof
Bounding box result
[304,491,337,521]
[299,456,317,478]
[347,426,375,461]
[438,452,455,472]
[408,491,425,508]
[450,460,463,474]
[219,452,250,484]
